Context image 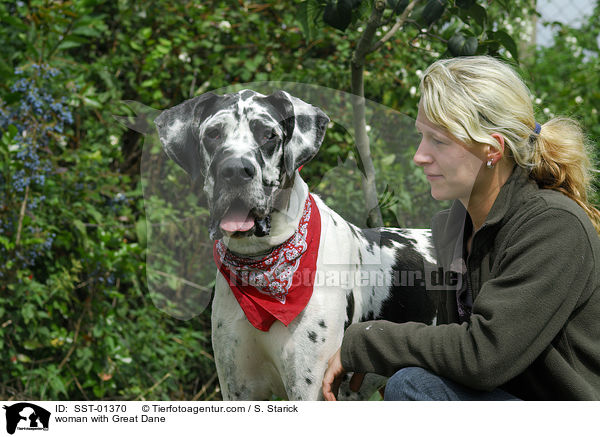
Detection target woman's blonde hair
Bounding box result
[419,55,600,234]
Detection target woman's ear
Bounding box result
[487,133,505,165]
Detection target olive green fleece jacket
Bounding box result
[341,165,600,400]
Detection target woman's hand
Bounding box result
[322,348,365,401]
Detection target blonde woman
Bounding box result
[322,56,600,401]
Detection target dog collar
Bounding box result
[213,194,321,331]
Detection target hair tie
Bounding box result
[534,122,541,135]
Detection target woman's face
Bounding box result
[413,105,486,204]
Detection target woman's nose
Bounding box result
[413,139,432,167]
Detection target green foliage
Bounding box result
[297,0,524,61]
[524,6,600,201]
[0,0,597,401]
[0,0,221,400]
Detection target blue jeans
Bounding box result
[384,367,521,401]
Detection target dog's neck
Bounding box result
[220,172,309,257]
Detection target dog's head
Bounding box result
[154,89,329,240]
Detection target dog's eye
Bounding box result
[262,129,278,143]
[205,128,221,140]
[260,130,279,155]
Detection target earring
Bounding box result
[486,159,494,169]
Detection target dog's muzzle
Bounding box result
[209,199,272,240]
[209,157,273,240]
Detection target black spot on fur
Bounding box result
[359,228,411,258]
[362,232,436,325]
[305,378,313,385]
[155,92,232,182]
[240,89,255,101]
[296,114,312,133]
[359,310,375,322]
[319,320,327,329]
[258,91,295,147]
[308,331,317,343]
[293,148,314,169]
[345,292,355,331]
[255,147,266,168]
[321,337,326,342]
[347,223,361,241]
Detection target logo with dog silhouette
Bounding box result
[3,403,50,435]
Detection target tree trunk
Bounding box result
[350,0,387,227]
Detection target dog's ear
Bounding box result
[154,92,219,182]
[262,90,330,178]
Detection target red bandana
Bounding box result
[213,194,321,331]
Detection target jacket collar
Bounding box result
[431,165,537,270]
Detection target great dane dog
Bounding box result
[154,89,436,400]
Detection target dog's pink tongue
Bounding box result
[220,210,254,233]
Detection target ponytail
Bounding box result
[530,118,600,234]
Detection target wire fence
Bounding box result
[536,0,597,46]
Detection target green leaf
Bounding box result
[158,37,172,47]
[17,354,31,363]
[129,40,143,51]
[381,154,396,166]
[57,39,82,50]
[297,1,316,41]
[22,303,35,323]
[493,29,519,61]
[49,375,68,397]
[421,0,446,26]
[467,3,487,29]
[3,15,28,31]
[82,97,102,108]
[135,219,147,246]
[7,124,18,139]
[323,2,352,32]
[72,26,101,38]
[23,339,43,350]
[0,235,13,250]
[455,0,474,8]
[73,219,87,236]
[387,0,409,15]
[86,205,103,224]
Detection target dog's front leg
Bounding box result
[263,323,330,401]
[212,273,285,400]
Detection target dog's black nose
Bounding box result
[221,157,257,183]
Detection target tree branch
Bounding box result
[350,0,387,227]
[369,0,422,53]
[15,185,29,247]
[135,372,172,401]
[191,372,218,401]
[58,311,85,371]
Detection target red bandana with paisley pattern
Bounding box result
[213,194,321,331]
